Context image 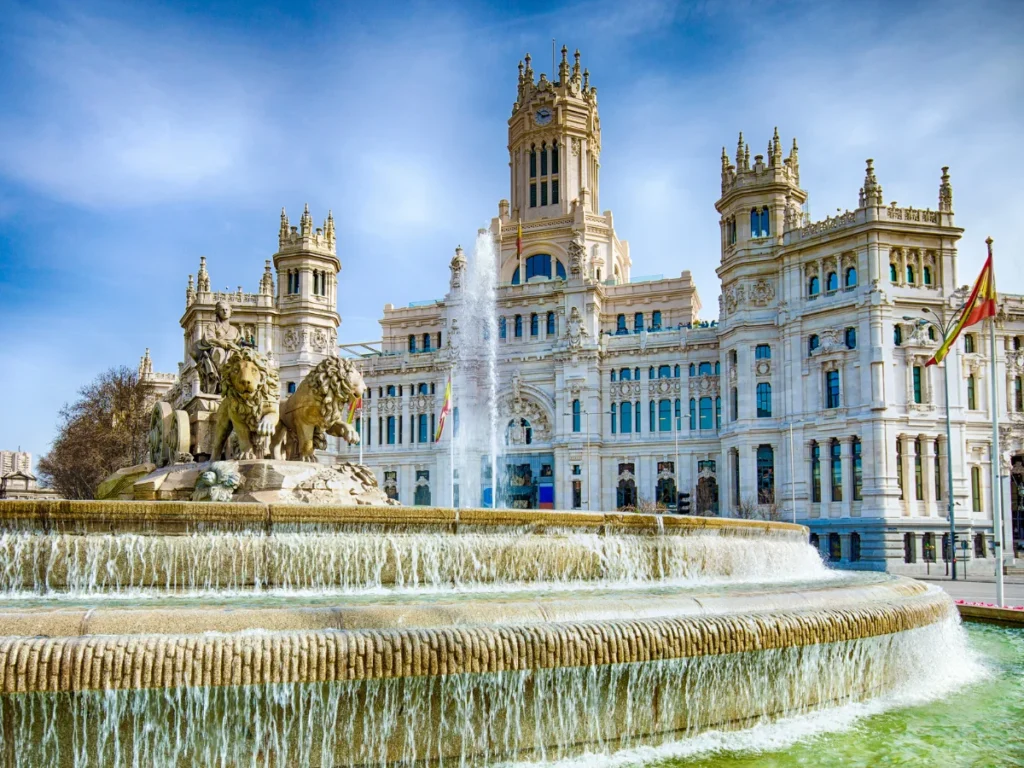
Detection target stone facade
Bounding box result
[0,451,59,500]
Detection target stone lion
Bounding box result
[272,356,365,462]
[210,347,280,460]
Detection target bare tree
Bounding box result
[619,493,670,514]
[733,496,783,521]
[38,367,153,499]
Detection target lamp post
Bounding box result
[904,304,964,580]
[785,419,805,525]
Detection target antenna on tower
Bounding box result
[552,39,556,78]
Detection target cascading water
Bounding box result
[451,228,501,508]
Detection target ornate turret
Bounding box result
[325,210,336,250]
[186,274,195,305]
[197,256,210,293]
[720,129,800,197]
[276,205,336,256]
[278,208,289,248]
[939,166,953,212]
[260,260,274,295]
[138,348,153,379]
[858,159,884,208]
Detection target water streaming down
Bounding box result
[451,229,501,509]
[0,528,831,597]
[0,617,971,768]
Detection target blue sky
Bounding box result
[1,0,1023,467]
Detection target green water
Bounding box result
[653,623,1024,768]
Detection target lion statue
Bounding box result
[272,356,365,462]
[210,347,280,460]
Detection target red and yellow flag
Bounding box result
[516,218,523,257]
[434,375,453,441]
[927,243,997,367]
[346,396,362,424]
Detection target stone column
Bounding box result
[840,436,853,518]
[900,434,913,516]
[921,436,936,516]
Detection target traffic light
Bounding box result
[677,492,691,515]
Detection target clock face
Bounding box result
[534,108,553,126]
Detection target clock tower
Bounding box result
[508,46,601,222]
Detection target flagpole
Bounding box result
[987,237,1004,607]
[450,367,456,510]
[359,407,364,466]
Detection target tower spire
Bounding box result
[736,132,744,168]
[186,273,195,305]
[558,44,569,83]
[197,256,210,293]
[939,166,953,212]
[300,203,312,237]
[260,259,274,295]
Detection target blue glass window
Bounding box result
[658,399,671,432]
[546,312,555,335]
[826,371,841,408]
[699,397,713,430]
[689,398,696,430]
[572,399,581,432]
[514,315,522,338]
[634,313,644,332]
[808,276,820,296]
[499,317,506,339]
[698,362,712,376]
[756,382,771,417]
[826,272,838,292]
[620,402,632,434]
[652,310,662,330]
[418,414,428,443]
[658,365,671,379]
[845,267,857,288]
[530,313,538,336]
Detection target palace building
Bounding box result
[160,47,1024,574]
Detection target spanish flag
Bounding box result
[927,241,997,367]
[434,375,453,441]
[346,396,362,424]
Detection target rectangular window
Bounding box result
[896,438,904,501]
[934,439,941,500]
[755,344,771,359]
[730,387,738,421]
[826,371,840,409]
[541,182,548,206]
[1016,377,1023,411]
[551,179,559,205]
[418,414,427,443]
[689,399,696,431]
[572,400,581,433]
[756,383,772,417]
[611,406,616,435]
[540,148,548,176]
[971,466,981,511]
[649,400,655,432]
[699,397,713,430]
[811,442,821,503]
[658,399,672,432]
[530,183,537,208]
[914,439,923,500]
[529,150,536,178]
[853,438,862,501]
[572,480,582,509]
[387,416,396,445]
[967,376,976,410]
[831,441,842,502]
[912,367,922,404]
[715,397,721,429]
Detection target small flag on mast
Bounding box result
[516,218,523,257]
[435,375,453,441]
[346,396,362,424]
[926,242,997,367]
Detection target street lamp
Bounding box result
[784,419,806,525]
[904,303,965,579]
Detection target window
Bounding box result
[755,344,771,360]
[1015,376,1023,411]
[417,413,428,443]
[810,533,820,549]
[529,147,536,177]
[845,327,857,349]
[619,402,632,434]
[811,441,821,503]
[715,362,720,375]
[616,315,627,334]
[572,481,582,509]
[572,399,581,432]
[540,183,548,206]
[890,263,899,283]
[896,438,904,500]
[675,399,681,431]
[809,335,820,355]
[831,439,842,502]
[698,362,713,376]
[610,370,616,382]
[967,375,976,410]
[514,315,522,338]
[530,313,538,336]
[756,382,772,417]
[850,532,861,562]
[386,385,396,397]
[515,254,565,282]
[418,383,428,395]
[689,363,696,376]
[934,438,942,500]
[730,387,738,421]
[928,326,936,341]
[975,533,986,559]
[652,310,662,330]
[829,533,842,562]
[923,533,936,563]
[715,396,721,429]
[826,370,840,409]
[903,532,916,563]
[634,313,644,332]
[658,365,671,379]
[912,366,923,404]
[894,324,903,346]
[422,333,431,351]
[845,267,858,289]
[659,399,672,432]
[287,381,296,394]
[808,276,820,296]
[552,140,559,173]
[853,437,862,501]
[699,397,713,430]
[964,334,975,353]
[971,466,982,511]
[674,364,680,378]
[689,398,696,430]
[408,335,416,353]
[499,317,506,339]
[619,367,632,381]
[546,312,555,335]
[826,272,838,292]
[923,266,932,285]
[756,445,774,503]
[387,416,396,445]
[750,208,760,237]
[430,413,435,442]
[610,404,616,434]
[635,401,641,434]
[540,143,548,175]
[529,183,537,208]
[649,400,655,431]
[914,438,923,500]
[906,264,916,284]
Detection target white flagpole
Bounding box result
[450,370,456,509]
[359,406,364,466]
[987,238,1004,607]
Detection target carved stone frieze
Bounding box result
[688,374,720,397]
[748,279,775,306]
[755,360,772,378]
[648,379,681,398]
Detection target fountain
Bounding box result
[0,498,967,766]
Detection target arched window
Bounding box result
[514,315,523,338]
[546,311,555,335]
[652,310,662,330]
[830,439,842,501]
[408,335,416,353]
[689,363,696,376]
[386,385,396,397]
[418,413,428,443]
[658,365,671,379]
[499,317,506,339]
[906,264,916,284]
[809,334,820,355]
[422,332,431,351]
[845,267,858,288]
[529,145,537,178]
[418,383,428,395]
[756,382,772,417]
[810,442,821,502]
[659,399,672,432]
[845,327,857,349]
[928,326,936,341]
[761,207,770,237]
[964,334,975,353]
[287,381,296,394]
[923,266,932,286]
[756,445,775,503]
[750,208,760,238]
[540,141,548,176]
[731,216,737,244]
[699,396,713,430]
[530,313,538,336]
[674,364,680,378]
[616,314,627,334]
[610,369,616,382]
[649,400,655,431]
[620,367,631,381]
[890,263,899,283]
[572,399,581,432]
[648,366,655,380]
[689,398,696,430]
[826,272,838,292]
[619,402,632,434]
[967,375,976,410]
[808,276,820,296]
[828,532,842,561]
[755,344,771,359]
[715,362,720,375]
[674,398,681,430]
[698,362,712,375]
[551,139,559,174]
[634,313,644,332]
[850,532,861,562]
[894,325,903,346]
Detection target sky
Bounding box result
[1,0,1023,468]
